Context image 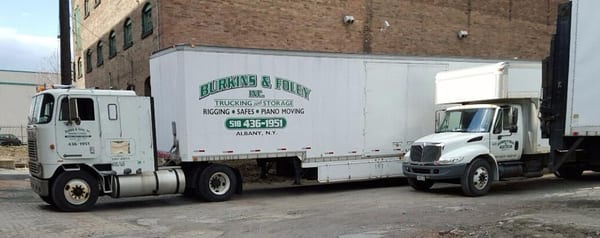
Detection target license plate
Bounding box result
[417,175,425,181]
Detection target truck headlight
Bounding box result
[434,156,464,165]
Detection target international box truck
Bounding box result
[540,0,600,178]
[29,45,499,211]
[403,61,551,196]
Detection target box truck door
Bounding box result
[55,96,100,160]
[490,106,523,161]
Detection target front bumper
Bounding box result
[403,162,467,180]
[30,176,49,196]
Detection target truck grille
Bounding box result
[29,161,41,177]
[28,139,38,161]
[410,144,442,162]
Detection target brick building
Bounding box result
[72,0,566,96]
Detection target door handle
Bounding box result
[514,141,519,150]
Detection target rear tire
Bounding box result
[195,164,237,202]
[554,166,583,179]
[407,178,434,191]
[51,171,99,212]
[461,159,492,196]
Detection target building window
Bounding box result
[142,3,153,38]
[109,31,116,58]
[86,49,93,73]
[77,57,83,78]
[94,0,101,8]
[84,0,90,18]
[124,18,133,49]
[96,41,104,66]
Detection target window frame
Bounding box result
[109,30,117,59]
[85,49,93,73]
[96,41,104,66]
[77,57,83,78]
[123,18,133,50]
[84,0,90,18]
[141,3,153,38]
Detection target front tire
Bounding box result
[196,164,237,202]
[461,159,492,196]
[39,195,55,206]
[51,171,99,212]
[407,178,434,191]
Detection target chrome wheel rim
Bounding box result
[63,178,90,205]
[472,167,489,190]
[209,172,230,196]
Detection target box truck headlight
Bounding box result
[434,156,464,165]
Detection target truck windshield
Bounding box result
[436,108,495,133]
[28,94,55,124]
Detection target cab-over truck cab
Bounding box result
[403,62,550,196]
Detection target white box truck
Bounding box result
[28,45,499,211]
[540,0,600,178]
[403,61,551,196]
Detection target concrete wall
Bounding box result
[0,70,58,141]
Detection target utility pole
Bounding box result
[59,0,72,85]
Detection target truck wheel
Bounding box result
[461,159,492,196]
[196,164,237,202]
[554,166,583,179]
[407,178,434,191]
[39,195,55,206]
[51,171,99,212]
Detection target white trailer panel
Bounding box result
[566,0,600,135]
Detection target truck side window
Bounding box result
[59,98,95,121]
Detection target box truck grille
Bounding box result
[410,144,442,162]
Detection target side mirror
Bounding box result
[68,98,81,125]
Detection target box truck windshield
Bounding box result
[436,108,495,133]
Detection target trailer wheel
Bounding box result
[407,178,434,191]
[554,166,583,179]
[51,171,99,212]
[461,159,492,196]
[196,164,237,202]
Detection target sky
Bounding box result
[0,1,60,72]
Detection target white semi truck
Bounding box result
[540,0,600,178]
[29,45,498,211]
[403,62,551,196]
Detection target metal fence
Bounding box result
[0,125,28,144]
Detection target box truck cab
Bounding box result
[403,62,550,196]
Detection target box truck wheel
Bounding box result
[461,158,492,196]
[51,171,99,212]
[196,164,237,202]
[407,178,434,191]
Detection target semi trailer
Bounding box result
[540,0,600,177]
[29,45,500,211]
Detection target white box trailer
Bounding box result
[150,46,496,182]
[541,0,600,177]
[28,45,508,211]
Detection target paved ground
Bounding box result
[1,171,600,238]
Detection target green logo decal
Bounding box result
[226,117,287,129]
[199,74,311,100]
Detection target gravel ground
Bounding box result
[1,146,600,237]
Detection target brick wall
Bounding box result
[72,0,159,94]
[76,0,567,93]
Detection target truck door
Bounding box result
[490,106,523,161]
[55,96,100,160]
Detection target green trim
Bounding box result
[0,81,41,87]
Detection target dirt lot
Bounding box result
[0,145,27,168]
[1,148,600,237]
